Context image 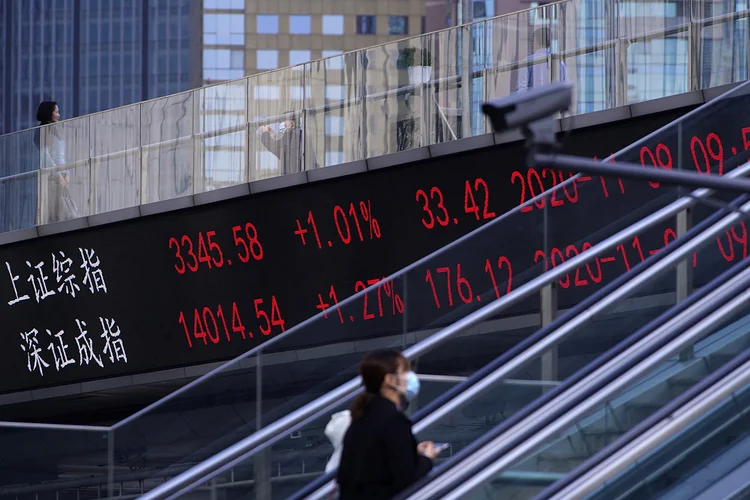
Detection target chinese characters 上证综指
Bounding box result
[5,247,107,307]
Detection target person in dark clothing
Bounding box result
[337,349,442,500]
[259,114,319,173]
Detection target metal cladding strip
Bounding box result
[547,356,750,500]
[536,342,750,499]
[422,265,750,500]
[295,202,750,500]
[139,167,750,500]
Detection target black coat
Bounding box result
[337,395,433,500]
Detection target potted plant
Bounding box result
[398,47,433,85]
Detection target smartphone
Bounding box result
[433,442,450,452]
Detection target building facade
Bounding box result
[0,0,201,135]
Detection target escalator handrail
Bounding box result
[408,257,750,500]
[536,336,750,499]
[542,345,750,500]
[139,167,750,500]
[293,198,750,500]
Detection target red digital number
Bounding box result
[511,170,533,213]
[233,222,263,262]
[355,280,376,320]
[169,237,186,275]
[181,235,199,272]
[640,144,672,188]
[206,231,224,267]
[541,168,564,207]
[464,178,497,220]
[197,233,212,269]
[416,187,449,229]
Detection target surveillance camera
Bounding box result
[482,82,573,133]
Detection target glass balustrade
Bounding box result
[0,1,748,234]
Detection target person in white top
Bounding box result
[516,27,568,92]
[36,101,77,223]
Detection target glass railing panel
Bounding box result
[363,33,435,158]
[140,90,195,203]
[305,51,365,169]
[195,79,249,193]
[584,373,750,500]
[89,104,141,214]
[625,26,691,105]
[0,129,40,232]
[39,116,90,225]
[460,302,750,500]
[247,68,308,180]
[0,424,111,499]
[423,21,464,145]
[696,10,750,90]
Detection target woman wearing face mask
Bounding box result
[337,349,442,500]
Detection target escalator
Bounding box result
[128,84,750,498]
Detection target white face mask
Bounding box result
[278,122,288,134]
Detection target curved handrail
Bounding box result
[545,351,750,499]
[137,163,750,499]
[404,232,750,499]
[293,191,750,500]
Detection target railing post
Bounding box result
[677,206,694,361]
[688,20,701,92]
[254,350,271,500]
[614,38,629,107]
[88,115,96,215]
[139,102,147,205]
[540,283,558,386]
[245,78,252,182]
[361,51,369,160]
[461,20,472,139]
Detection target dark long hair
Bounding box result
[36,101,58,125]
[350,349,408,420]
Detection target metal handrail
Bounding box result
[545,353,750,499]
[300,192,750,500]
[137,159,750,499]
[537,335,750,499]
[411,242,750,499]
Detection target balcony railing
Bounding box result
[0,0,748,234]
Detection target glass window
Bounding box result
[323,50,343,70]
[257,15,278,34]
[323,15,344,35]
[357,15,376,35]
[204,13,245,45]
[325,85,345,100]
[257,50,278,70]
[204,0,244,8]
[289,50,311,68]
[290,15,311,34]
[387,16,408,35]
[325,115,344,136]
[231,49,244,69]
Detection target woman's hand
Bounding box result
[417,441,442,460]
